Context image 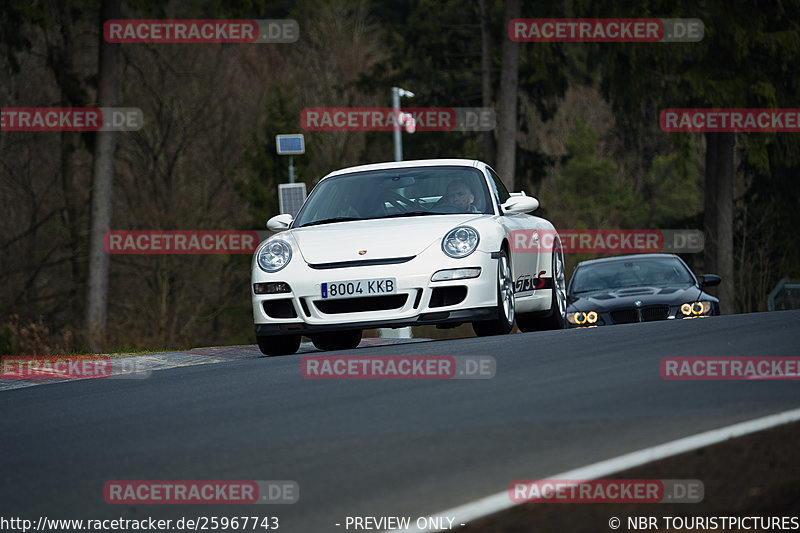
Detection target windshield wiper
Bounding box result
[300,211,440,227]
[298,217,363,228]
[376,211,441,219]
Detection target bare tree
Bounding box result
[1,2,94,349]
[109,44,256,348]
[495,0,520,190]
[85,0,121,352]
[703,132,735,313]
[41,0,93,326]
[479,0,494,164]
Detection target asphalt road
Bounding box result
[2,311,799,532]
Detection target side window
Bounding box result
[487,167,510,206]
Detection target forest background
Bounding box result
[1,0,798,353]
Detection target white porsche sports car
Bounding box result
[251,159,566,355]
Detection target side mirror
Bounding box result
[501,195,539,214]
[699,274,721,288]
[267,214,293,232]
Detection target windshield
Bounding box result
[570,257,695,294]
[293,166,493,227]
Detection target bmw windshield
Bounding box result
[571,257,695,293]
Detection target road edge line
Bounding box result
[385,407,800,532]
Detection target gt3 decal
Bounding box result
[515,270,548,292]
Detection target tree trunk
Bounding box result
[703,132,718,276]
[495,0,520,190]
[479,0,494,164]
[52,1,85,325]
[715,132,735,314]
[85,0,121,352]
[703,131,735,314]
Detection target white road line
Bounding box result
[385,407,800,532]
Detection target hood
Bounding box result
[289,215,481,264]
[568,284,702,310]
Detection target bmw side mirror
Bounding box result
[267,214,293,232]
[699,274,721,288]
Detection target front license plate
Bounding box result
[321,278,397,299]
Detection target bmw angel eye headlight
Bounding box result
[568,311,600,325]
[257,240,292,272]
[680,301,712,317]
[442,226,479,258]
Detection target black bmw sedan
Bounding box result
[566,253,721,327]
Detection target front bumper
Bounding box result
[566,303,718,328]
[252,250,501,336]
[254,307,498,336]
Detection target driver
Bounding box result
[442,179,478,213]
[650,268,673,284]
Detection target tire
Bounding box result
[472,250,515,337]
[257,334,301,356]
[516,240,567,332]
[311,329,363,351]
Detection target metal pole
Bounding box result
[289,155,295,184]
[381,87,412,340]
[392,86,402,162]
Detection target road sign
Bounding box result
[276,134,305,155]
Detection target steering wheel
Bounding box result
[387,192,426,213]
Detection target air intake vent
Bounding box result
[610,309,638,324]
[641,305,669,322]
[429,286,467,308]
[314,295,408,314]
[263,299,298,319]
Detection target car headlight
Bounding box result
[257,240,292,272]
[679,301,712,317]
[567,311,600,325]
[442,226,479,258]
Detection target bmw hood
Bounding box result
[568,285,703,310]
[289,215,481,264]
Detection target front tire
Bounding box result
[257,334,301,356]
[311,329,363,351]
[472,250,515,337]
